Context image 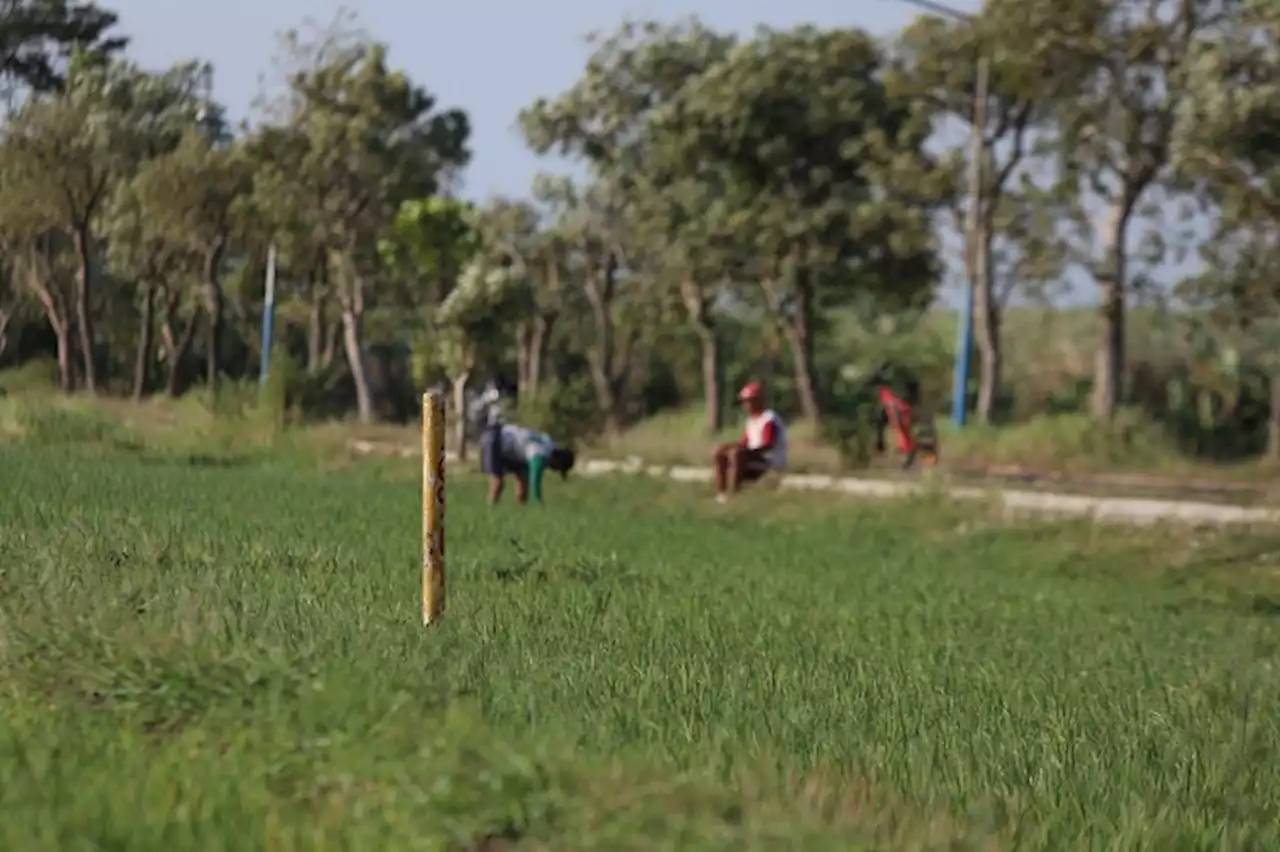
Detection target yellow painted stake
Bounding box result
[422,391,446,625]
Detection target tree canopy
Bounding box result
[2,4,1280,458]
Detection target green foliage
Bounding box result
[515,374,602,446]
[377,195,477,304]
[7,3,1280,465]
[0,359,60,393]
[7,402,136,448]
[0,2,127,92]
[257,347,350,424]
[814,301,951,467]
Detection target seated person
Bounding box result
[712,381,788,502]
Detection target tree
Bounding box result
[0,54,208,391]
[468,197,563,401]
[888,11,1063,423]
[242,122,332,376]
[626,169,741,433]
[99,60,225,398]
[378,195,478,432]
[435,255,530,455]
[0,61,113,389]
[520,17,736,433]
[649,25,949,421]
[247,13,365,381]
[133,130,251,395]
[0,0,127,95]
[989,0,1235,418]
[104,177,184,397]
[379,195,472,309]
[0,220,76,389]
[256,37,469,422]
[0,262,18,361]
[1173,0,1279,222]
[532,173,638,434]
[1173,0,1280,455]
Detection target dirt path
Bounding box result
[349,440,1280,526]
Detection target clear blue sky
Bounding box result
[111,0,979,198]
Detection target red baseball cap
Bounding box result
[737,381,763,401]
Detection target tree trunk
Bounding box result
[680,277,721,434]
[1093,285,1125,419]
[161,297,198,398]
[54,320,73,392]
[698,325,721,434]
[204,239,226,394]
[781,279,820,422]
[973,230,1001,424]
[1092,198,1133,420]
[322,317,339,368]
[0,306,12,362]
[25,254,74,392]
[1268,372,1280,463]
[529,315,551,399]
[307,291,326,373]
[585,349,619,433]
[515,322,531,400]
[132,282,155,400]
[72,225,98,392]
[306,261,329,373]
[584,255,624,434]
[975,302,1002,424]
[340,307,373,423]
[452,372,470,461]
[514,316,552,401]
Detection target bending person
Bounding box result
[712,381,788,502]
[480,421,576,505]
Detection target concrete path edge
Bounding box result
[348,440,1280,527]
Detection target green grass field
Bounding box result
[2,445,1280,850]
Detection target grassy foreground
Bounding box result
[2,445,1280,850]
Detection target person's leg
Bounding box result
[480,425,505,505]
[513,468,529,504]
[712,444,733,496]
[726,445,749,494]
[736,449,770,488]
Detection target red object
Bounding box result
[878,387,917,454]
[739,413,777,449]
[737,381,763,401]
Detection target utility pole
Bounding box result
[260,244,277,386]
[885,0,987,427]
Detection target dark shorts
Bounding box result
[479,425,507,477]
[741,448,771,482]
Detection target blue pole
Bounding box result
[259,244,277,386]
[951,53,988,429]
[951,283,972,427]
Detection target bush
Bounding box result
[0,359,60,394]
[10,402,139,449]
[939,410,1182,470]
[515,376,601,448]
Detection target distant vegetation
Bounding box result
[1,0,1278,472]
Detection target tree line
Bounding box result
[0,0,1277,458]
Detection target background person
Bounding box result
[712,381,788,502]
[480,421,575,505]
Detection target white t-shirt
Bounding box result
[743,409,788,469]
[499,425,554,463]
